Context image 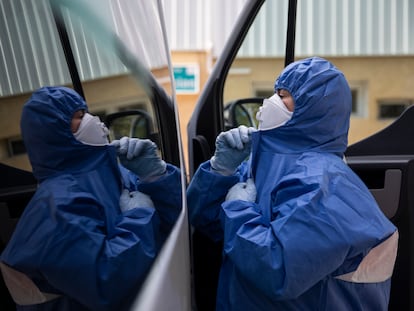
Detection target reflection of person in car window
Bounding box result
[188,57,398,310]
[0,86,182,310]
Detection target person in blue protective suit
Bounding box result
[187,57,398,311]
[0,86,182,310]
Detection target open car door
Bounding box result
[187,0,413,310]
[345,111,414,310]
[0,0,190,310]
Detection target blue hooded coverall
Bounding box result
[1,87,182,310]
[187,57,398,310]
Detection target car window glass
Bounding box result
[0,0,182,297]
[1,0,177,172]
[56,0,173,152]
[223,0,289,130]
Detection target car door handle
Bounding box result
[370,169,402,219]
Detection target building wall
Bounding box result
[223,56,414,144]
[330,56,414,143]
[173,49,213,172]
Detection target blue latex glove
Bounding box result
[119,189,154,212]
[210,125,255,175]
[225,178,257,202]
[111,137,166,181]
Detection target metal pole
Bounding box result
[50,2,85,99]
[284,0,297,67]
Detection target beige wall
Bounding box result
[2,53,413,171]
[220,56,414,145]
[172,50,212,174]
[334,57,414,144]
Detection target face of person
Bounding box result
[71,109,86,133]
[72,110,109,146]
[256,93,293,130]
[276,89,295,112]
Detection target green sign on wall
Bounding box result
[173,64,199,94]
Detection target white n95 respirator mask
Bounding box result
[74,113,109,146]
[256,93,293,130]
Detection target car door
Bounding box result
[187,0,413,310]
[345,115,414,311]
[0,0,190,310]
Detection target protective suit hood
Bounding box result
[21,86,112,182]
[253,57,351,157]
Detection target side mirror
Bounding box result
[224,98,263,130]
[105,110,159,146]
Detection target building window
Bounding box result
[351,90,358,114]
[349,81,368,118]
[8,137,26,156]
[378,100,412,119]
